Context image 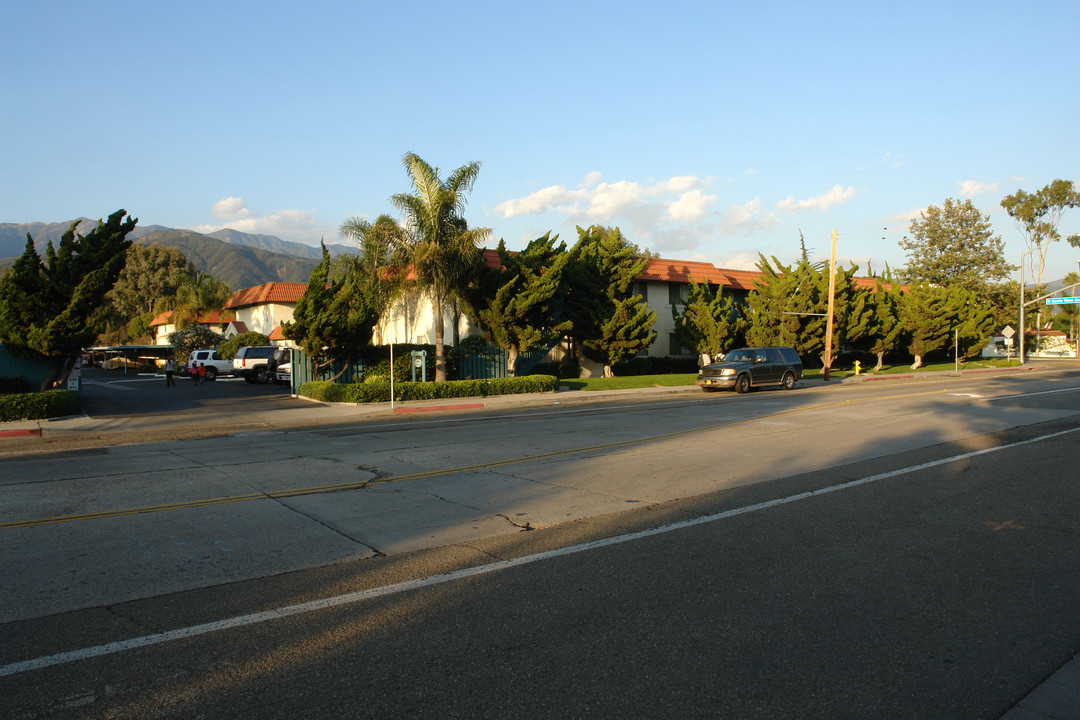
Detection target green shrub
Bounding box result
[218,331,272,360]
[0,389,82,421]
[298,375,559,404]
[531,362,581,379]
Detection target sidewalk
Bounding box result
[0,361,1073,441]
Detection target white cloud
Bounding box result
[722,198,780,234]
[883,207,925,226]
[957,180,999,197]
[775,184,856,214]
[493,185,586,218]
[581,171,604,188]
[585,180,645,220]
[496,173,719,225]
[194,203,328,243]
[723,198,761,232]
[716,250,763,271]
[211,196,253,220]
[648,175,702,196]
[667,189,717,222]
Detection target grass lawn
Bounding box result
[815,357,1023,378]
[560,358,1024,391]
[560,374,698,391]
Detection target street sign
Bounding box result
[1046,296,1080,305]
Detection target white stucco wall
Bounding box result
[234,303,297,337]
[376,292,479,346]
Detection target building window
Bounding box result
[669,283,689,306]
[669,333,691,356]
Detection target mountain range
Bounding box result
[0,220,354,291]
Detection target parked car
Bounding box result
[270,347,293,385]
[232,345,278,384]
[184,349,233,381]
[697,346,803,393]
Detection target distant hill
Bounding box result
[0,219,101,258]
[0,220,339,289]
[135,229,318,290]
[206,228,352,260]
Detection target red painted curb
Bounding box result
[394,403,485,414]
[0,428,41,438]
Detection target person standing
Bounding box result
[191,359,199,386]
[198,362,206,384]
[165,358,175,387]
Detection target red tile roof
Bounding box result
[638,257,902,293]
[268,325,287,340]
[148,310,225,327]
[637,258,758,291]
[639,258,726,285]
[713,268,761,292]
[223,282,308,310]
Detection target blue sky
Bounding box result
[3,1,1079,282]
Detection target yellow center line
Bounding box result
[1,387,957,530]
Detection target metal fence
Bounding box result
[288,348,364,394]
[0,344,54,389]
[284,341,558,393]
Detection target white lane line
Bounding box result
[3,425,1078,678]
[991,386,1080,401]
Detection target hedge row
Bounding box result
[0,389,83,422]
[299,375,560,404]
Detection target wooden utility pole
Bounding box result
[823,229,837,382]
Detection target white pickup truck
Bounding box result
[185,349,233,381]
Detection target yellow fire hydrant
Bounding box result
[853,360,861,376]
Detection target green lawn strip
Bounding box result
[560,374,698,391]
[560,359,1024,391]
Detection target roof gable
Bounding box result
[223,282,308,310]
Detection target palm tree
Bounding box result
[339,214,404,311]
[390,152,490,381]
[155,271,232,329]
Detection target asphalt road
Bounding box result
[1,366,1079,718]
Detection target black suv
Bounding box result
[232,345,278,384]
[697,346,803,393]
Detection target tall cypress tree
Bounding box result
[564,225,656,377]
[865,268,905,371]
[460,234,572,377]
[283,242,378,379]
[0,210,136,389]
[900,283,961,370]
[745,253,866,367]
[671,277,745,357]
